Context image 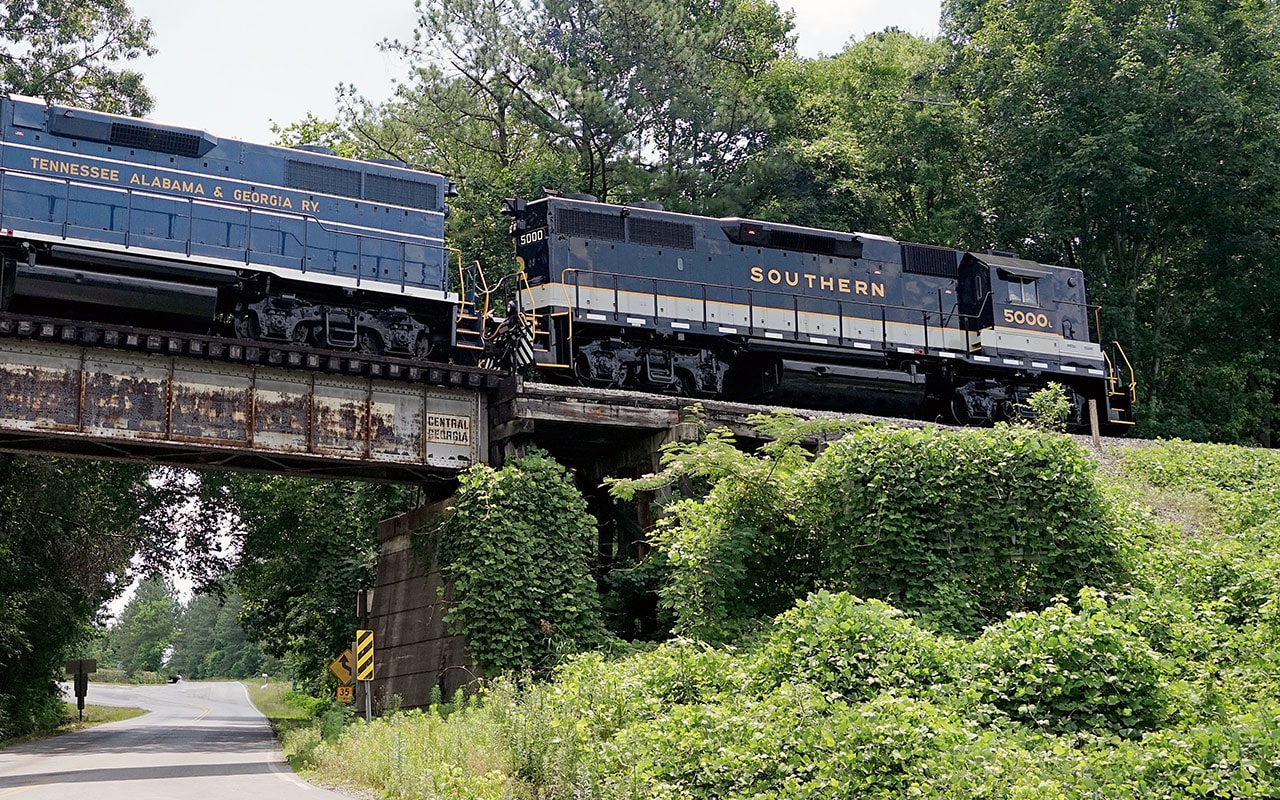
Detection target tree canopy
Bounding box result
[0,0,154,114]
[946,0,1280,442]
[0,458,173,736]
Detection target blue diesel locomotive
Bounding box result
[0,95,465,358]
[504,195,1136,429]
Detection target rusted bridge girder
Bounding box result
[0,336,489,482]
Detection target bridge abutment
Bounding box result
[366,498,476,710]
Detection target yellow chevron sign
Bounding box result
[355,629,375,681]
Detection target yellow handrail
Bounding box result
[1112,340,1137,402]
[517,269,540,339]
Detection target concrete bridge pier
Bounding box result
[364,496,476,711]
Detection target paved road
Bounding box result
[0,682,345,799]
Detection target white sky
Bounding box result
[127,0,942,144]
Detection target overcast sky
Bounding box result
[126,0,942,144]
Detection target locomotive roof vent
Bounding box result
[556,207,626,241]
[109,121,209,158]
[722,222,861,259]
[366,173,438,210]
[292,144,338,155]
[629,216,694,249]
[284,158,441,211]
[47,106,217,158]
[286,159,362,199]
[901,243,960,279]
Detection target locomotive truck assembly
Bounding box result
[0,95,1135,431]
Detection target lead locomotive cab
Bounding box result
[504,193,1137,432]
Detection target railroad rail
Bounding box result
[0,312,504,391]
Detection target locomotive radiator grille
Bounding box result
[286,160,363,199]
[366,174,438,210]
[629,218,695,250]
[110,122,204,158]
[557,209,625,241]
[901,243,960,278]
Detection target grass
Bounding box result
[242,680,340,770]
[0,703,147,750]
[62,702,148,727]
[243,681,311,724]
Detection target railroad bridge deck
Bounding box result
[0,316,494,481]
[0,313,917,483]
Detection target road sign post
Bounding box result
[355,629,374,722]
[64,659,97,721]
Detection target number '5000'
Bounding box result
[1003,308,1051,328]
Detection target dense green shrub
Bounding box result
[747,590,956,702]
[604,688,966,800]
[646,474,808,641]
[1067,705,1280,798]
[968,589,1169,736]
[433,449,606,675]
[610,416,853,642]
[550,645,737,743]
[297,435,1280,800]
[803,425,1127,635]
[620,419,1129,641]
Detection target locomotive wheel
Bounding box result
[357,330,383,355]
[413,333,433,360]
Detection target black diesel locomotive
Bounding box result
[0,95,1134,429]
[504,195,1136,429]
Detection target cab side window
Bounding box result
[1006,277,1039,306]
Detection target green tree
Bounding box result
[0,6,161,736]
[169,592,277,679]
[0,458,168,737]
[339,0,793,281]
[112,577,178,675]
[270,112,365,158]
[945,0,1280,442]
[168,593,220,678]
[742,30,984,246]
[197,476,415,688]
[0,0,155,115]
